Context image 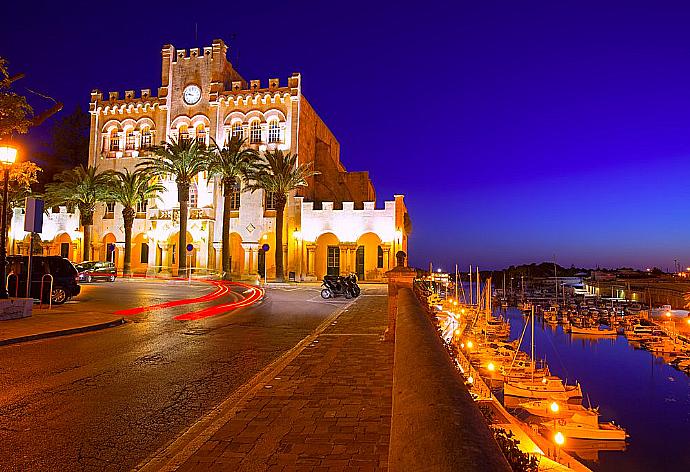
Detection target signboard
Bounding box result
[261,243,270,252]
[24,197,44,233]
[186,243,194,252]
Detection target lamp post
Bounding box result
[0,145,18,299]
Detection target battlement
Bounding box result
[221,73,300,97]
[91,88,159,103]
[300,199,398,243]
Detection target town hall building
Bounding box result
[11,39,410,281]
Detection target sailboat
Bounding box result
[503,306,583,401]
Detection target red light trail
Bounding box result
[114,280,264,319]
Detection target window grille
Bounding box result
[229,178,241,211]
[268,120,280,143]
[265,191,276,210]
[125,131,136,150]
[141,128,152,149]
[250,121,261,143]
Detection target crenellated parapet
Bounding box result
[300,199,398,243]
[90,88,164,115]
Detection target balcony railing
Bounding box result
[147,207,214,221]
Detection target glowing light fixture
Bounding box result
[487,362,495,372]
[554,431,565,446]
[550,402,559,414]
[467,376,474,384]
[466,340,473,349]
[0,145,18,165]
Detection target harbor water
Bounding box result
[501,306,690,471]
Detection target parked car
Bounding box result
[75,261,117,283]
[6,255,80,304]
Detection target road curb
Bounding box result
[136,297,358,472]
[0,317,126,347]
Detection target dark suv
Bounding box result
[75,261,117,283]
[6,255,81,304]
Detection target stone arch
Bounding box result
[166,231,195,275]
[229,232,244,276]
[245,110,266,123]
[314,232,340,280]
[136,117,156,130]
[53,232,74,260]
[223,110,247,125]
[102,119,122,132]
[264,109,287,122]
[132,232,149,274]
[101,233,117,263]
[356,232,383,281]
[190,114,211,128]
[258,231,276,278]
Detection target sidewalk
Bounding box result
[0,304,124,346]
[151,289,393,472]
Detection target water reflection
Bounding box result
[501,307,690,472]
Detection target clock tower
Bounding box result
[159,39,246,135]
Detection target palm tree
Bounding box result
[107,168,165,276]
[43,165,112,261]
[138,137,207,276]
[247,150,318,282]
[207,136,259,280]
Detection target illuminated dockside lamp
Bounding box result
[554,431,565,461]
[0,145,18,299]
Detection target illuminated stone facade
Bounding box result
[11,39,410,281]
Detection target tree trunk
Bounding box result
[177,182,189,277]
[221,182,232,280]
[80,206,94,262]
[122,206,135,277]
[274,194,287,282]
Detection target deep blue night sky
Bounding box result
[2,1,689,271]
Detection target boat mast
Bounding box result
[469,265,473,305]
[476,266,480,309]
[455,264,458,301]
[554,258,558,306]
[531,304,535,382]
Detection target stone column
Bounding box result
[212,242,222,273]
[384,251,417,341]
[159,243,170,274]
[306,243,316,277]
[241,242,259,279]
[146,239,158,276]
[115,242,125,276]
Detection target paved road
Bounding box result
[0,280,352,471]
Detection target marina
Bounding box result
[427,274,690,471]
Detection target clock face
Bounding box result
[183,85,201,105]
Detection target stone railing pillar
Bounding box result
[384,251,416,341]
[306,243,316,276]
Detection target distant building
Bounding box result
[11,39,410,281]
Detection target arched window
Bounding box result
[179,125,189,144]
[229,178,241,211]
[140,242,149,263]
[140,126,152,149]
[188,184,198,207]
[268,120,280,143]
[250,121,261,144]
[232,122,243,140]
[125,129,136,150]
[195,124,206,146]
[377,246,384,268]
[109,129,120,151]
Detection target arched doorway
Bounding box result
[101,233,117,263]
[167,231,195,276]
[132,233,149,275]
[229,232,244,277]
[315,233,340,280]
[54,233,73,260]
[257,232,276,279]
[356,232,383,281]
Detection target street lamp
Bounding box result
[0,145,18,299]
[554,431,565,460]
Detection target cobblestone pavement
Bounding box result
[176,288,393,472]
